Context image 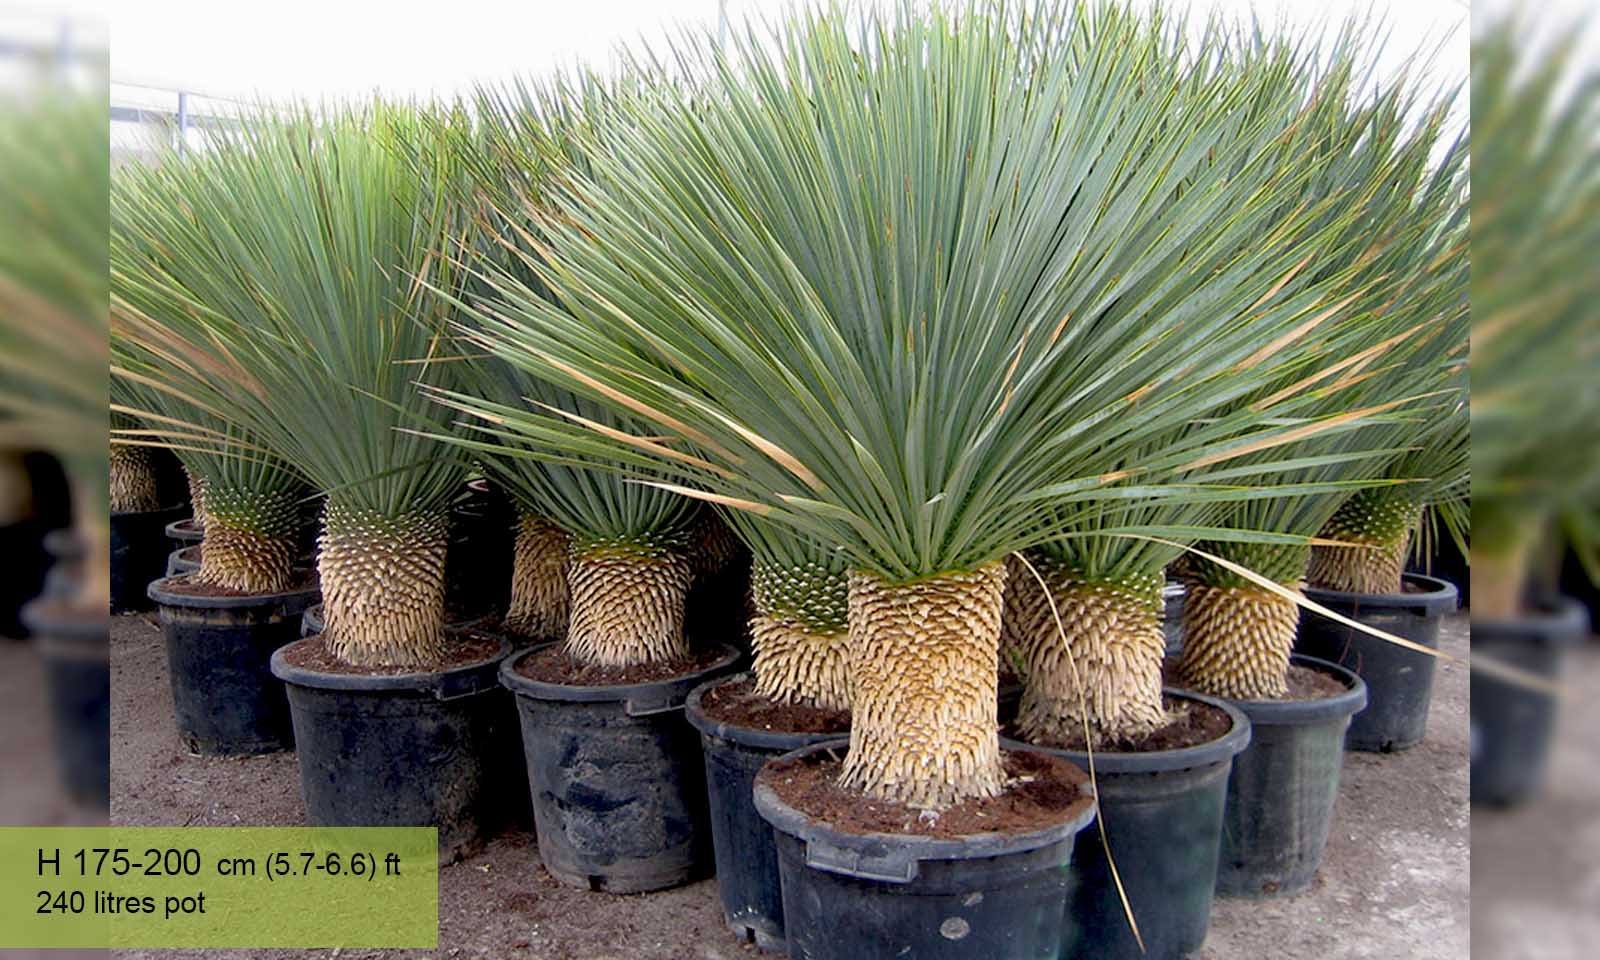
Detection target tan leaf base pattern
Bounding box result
[318,507,450,667]
[1177,583,1300,700]
[565,548,692,667]
[504,513,570,638]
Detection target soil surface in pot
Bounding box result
[279,630,502,676]
[699,675,850,734]
[155,570,318,599]
[514,645,727,686]
[759,749,1091,838]
[1164,661,1347,701]
[1007,694,1231,752]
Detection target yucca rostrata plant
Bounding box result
[109,342,311,595]
[0,91,109,613]
[734,515,850,710]
[108,410,163,515]
[110,103,470,665]
[431,1,1429,808]
[1469,21,1600,619]
[1175,72,1469,700]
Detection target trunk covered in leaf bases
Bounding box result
[317,503,450,667]
[183,466,206,528]
[841,563,1007,811]
[194,483,300,594]
[750,554,851,711]
[1177,543,1308,700]
[1307,489,1419,595]
[1013,557,1167,747]
[109,444,162,513]
[503,512,570,638]
[565,538,693,668]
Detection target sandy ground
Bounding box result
[102,612,1486,959]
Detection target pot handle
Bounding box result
[802,839,920,884]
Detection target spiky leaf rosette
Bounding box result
[0,89,110,612]
[1470,20,1600,617]
[431,2,1454,806]
[110,104,470,665]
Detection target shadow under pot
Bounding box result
[148,574,319,755]
[753,740,1098,960]
[1003,689,1251,960]
[685,673,849,952]
[500,643,741,894]
[1205,655,1367,898]
[269,633,521,864]
[22,598,110,807]
[1470,598,1586,807]
[111,504,190,614]
[1295,573,1458,752]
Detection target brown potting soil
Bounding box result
[699,675,850,734]
[514,644,727,687]
[1011,694,1233,753]
[1283,663,1349,700]
[279,632,503,676]
[461,614,552,644]
[759,748,1092,839]
[155,569,318,598]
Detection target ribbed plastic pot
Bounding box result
[754,740,1098,960]
[500,643,741,893]
[110,504,189,613]
[166,545,200,578]
[22,599,109,807]
[685,673,845,951]
[269,636,522,863]
[1211,655,1366,898]
[1295,573,1457,752]
[148,576,319,755]
[1162,581,1185,656]
[1004,690,1251,960]
[164,517,204,551]
[1471,598,1586,807]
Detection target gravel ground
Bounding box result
[105,611,1479,959]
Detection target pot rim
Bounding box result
[685,671,848,750]
[1470,595,1589,645]
[752,739,1097,872]
[1214,654,1369,726]
[148,574,320,612]
[1302,572,1458,615]
[270,635,510,697]
[1001,688,1251,774]
[164,518,204,540]
[499,640,743,707]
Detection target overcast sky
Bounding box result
[91,0,1476,107]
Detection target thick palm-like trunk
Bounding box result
[1177,543,1308,700]
[840,563,1007,811]
[317,503,450,667]
[503,512,570,638]
[109,444,162,513]
[183,466,207,528]
[193,484,300,594]
[1306,489,1419,595]
[1014,562,1166,747]
[749,555,851,711]
[565,543,693,667]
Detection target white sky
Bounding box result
[91,0,1474,108]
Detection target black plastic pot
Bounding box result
[111,504,189,613]
[500,643,741,893]
[166,545,200,578]
[269,636,523,863]
[753,740,1097,960]
[0,518,50,638]
[685,673,845,951]
[1162,581,1185,656]
[1211,655,1366,897]
[1295,573,1457,752]
[148,576,319,755]
[165,517,204,550]
[22,599,109,807]
[41,529,82,601]
[1004,690,1251,960]
[1470,599,1586,807]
